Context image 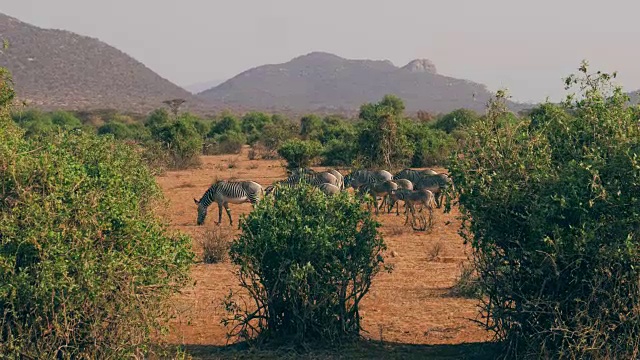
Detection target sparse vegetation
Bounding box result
[198,228,232,264]
[428,242,443,261]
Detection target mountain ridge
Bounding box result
[199,51,529,114]
[0,12,225,114]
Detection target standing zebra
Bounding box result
[390,188,436,225]
[288,168,343,190]
[357,180,398,215]
[394,168,438,184]
[194,180,264,226]
[386,179,414,215]
[265,172,339,196]
[414,174,452,208]
[344,169,393,190]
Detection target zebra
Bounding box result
[386,179,414,215]
[390,188,436,224]
[289,172,340,187]
[193,180,264,226]
[414,174,452,208]
[318,183,341,196]
[394,168,438,184]
[325,169,344,190]
[357,180,398,215]
[344,169,393,190]
[265,173,338,196]
[288,168,343,190]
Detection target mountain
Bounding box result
[198,51,528,114]
[0,13,223,114]
[184,79,225,94]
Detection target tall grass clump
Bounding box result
[0,66,194,358]
[448,62,640,359]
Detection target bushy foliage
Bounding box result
[0,69,193,358]
[432,108,479,133]
[204,131,246,155]
[409,127,456,167]
[224,184,389,346]
[277,138,323,169]
[152,117,203,169]
[209,112,242,137]
[448,63,640,359]
[357,95,413,169]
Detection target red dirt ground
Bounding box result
[154,149,492,358]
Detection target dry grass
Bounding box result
[428,242,444,261]
[196,227,232,264]
[449,262,481,299]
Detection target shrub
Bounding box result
[203,131,246,155]
[300,114,323,140]
[0,105,193,357]
[153,118,203,169]
[209,112,242,137]
[357,95,412,169]
[277,139,323,170]
[448,63,640,358]
[97,121,133,139]
[257,121,297,158]
[224,184,389,346]
[321,138,358,166]
[410,128,455,167]
[432,108,479,134]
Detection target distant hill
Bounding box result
[198,51,528,114]
[184,79,225,94]
[0,13,224,114]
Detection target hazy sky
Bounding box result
[3,0,640,103]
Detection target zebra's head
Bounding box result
[193,198,208,225]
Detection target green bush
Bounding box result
[153,118,203,169]
[224,184,389,346]
[203,131,246,155]
[257,121,298,158]
[0,75,193,357]
[321,138,358,167]
[357,95,412,169]
[410,128,455,167]
[432,108,479,134]
[277,139,323,169]
[449,64,640,359]
[97,121,133,139]
[209,112,242,137]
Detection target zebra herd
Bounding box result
[193,167,453,226]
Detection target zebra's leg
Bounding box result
[216,202,223,225]
[223,202,233,225]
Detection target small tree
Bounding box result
[224,184,389,346]
[277,138,323,170]
[357,94,412,169]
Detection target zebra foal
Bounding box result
[194,180,264,226]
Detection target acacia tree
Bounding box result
[449,62,640,359]
[162,98,186,118]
